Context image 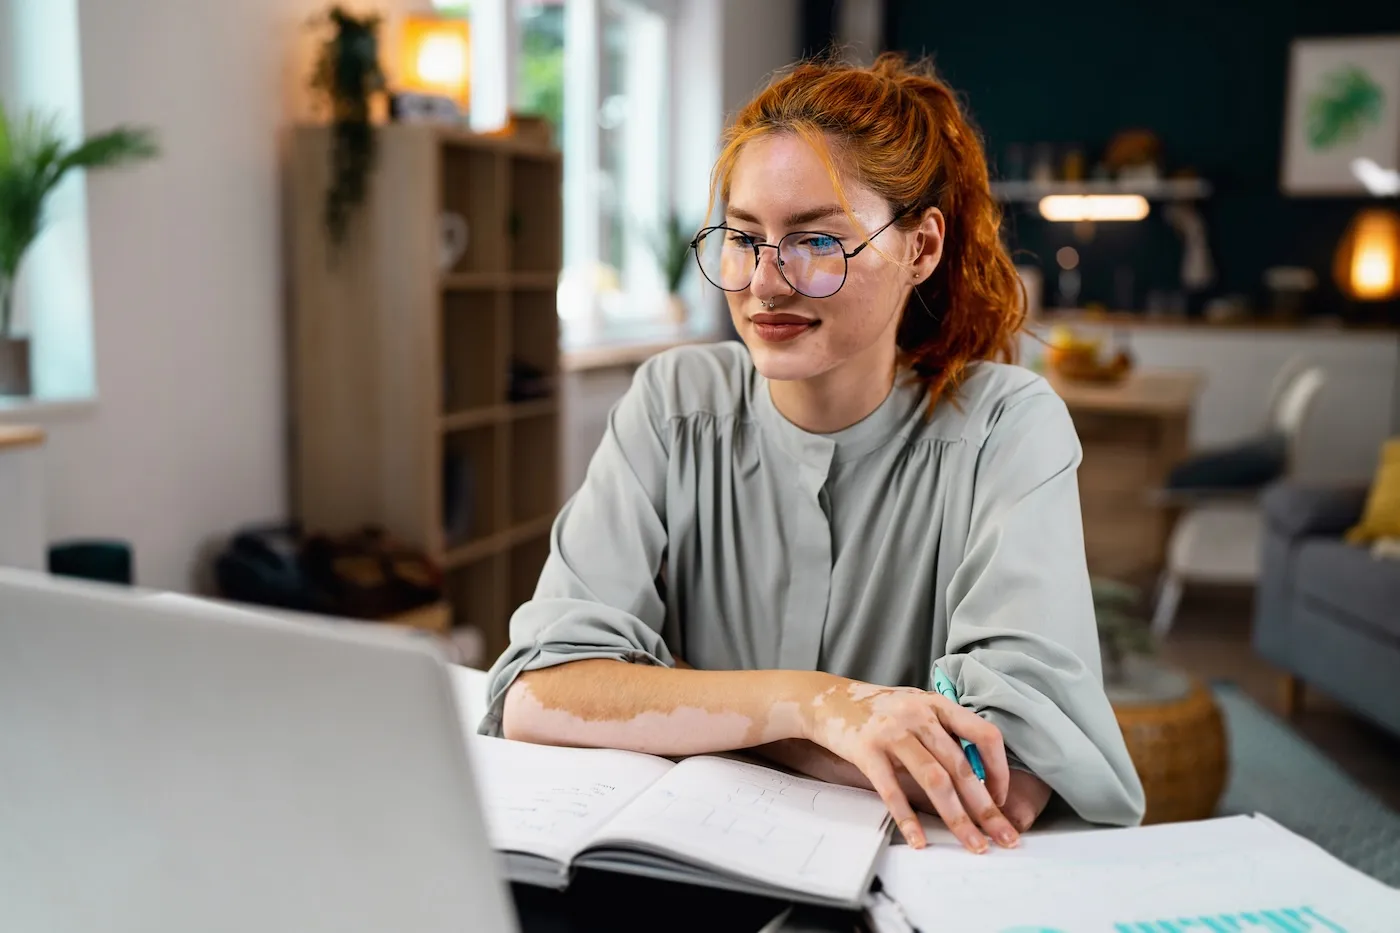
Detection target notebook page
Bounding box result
[594,756,891,903]
[468,735,675,865]
[876,814,1400,933]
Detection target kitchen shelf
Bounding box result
[991,178,1212,202]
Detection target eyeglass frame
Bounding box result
[688,204,914,299]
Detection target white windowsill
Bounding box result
[561,316,727,372]
[0,394,98,424]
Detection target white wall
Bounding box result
[13,0,427,591]
[720,0,800,130]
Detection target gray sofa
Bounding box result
[1254,481,1400,739]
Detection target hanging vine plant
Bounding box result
[309,6,386,249]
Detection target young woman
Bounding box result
[481,54,1144,853]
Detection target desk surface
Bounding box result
[0,425,44,451]
[1045,369,1203,417]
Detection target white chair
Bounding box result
[1150,362,1328,640]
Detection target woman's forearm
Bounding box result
[501,659,830,756]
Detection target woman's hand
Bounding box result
[802,675,1018,853]
[1003,769,1053,831]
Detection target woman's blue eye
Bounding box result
[800,234,841,254]
[725,232,758,247]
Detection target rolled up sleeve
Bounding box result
[936,391,1146,826]
[478,359,674,736]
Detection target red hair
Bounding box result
[709,52,1025,411]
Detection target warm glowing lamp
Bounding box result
[1333,208,1400,302]
[1038,194,1150,222]
[399,15,471,109]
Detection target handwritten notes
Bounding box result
[468,735,673,864]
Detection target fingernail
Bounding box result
[901,821,924,849]
[997,828,1020,847]
[968,835,989,854]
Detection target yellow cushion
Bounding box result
[1347,438,1400,544]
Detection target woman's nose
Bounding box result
[751,246,792,298]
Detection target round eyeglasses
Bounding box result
[689,209,909,299]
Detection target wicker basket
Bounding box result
[1113,676,1229,824]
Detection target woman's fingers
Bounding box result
[934,702,1011,808]
[889,735,988,853]
[915,723,1020,849]
[853,749,926,849]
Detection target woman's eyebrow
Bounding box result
[725,205,849,227]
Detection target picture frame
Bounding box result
[1280,36,1400,196]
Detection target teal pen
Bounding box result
[931,667,987,782]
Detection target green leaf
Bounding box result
[58,127,159,175]
[0,103,157,335]
[1306,65,1385,150]
[0,101,12,169]
[645,211,698,294]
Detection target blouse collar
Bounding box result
[752,365,927,470]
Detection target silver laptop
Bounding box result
[0,568,518,933]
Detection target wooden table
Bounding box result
[1045,369,1203,585]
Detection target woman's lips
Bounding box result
[751,311,817,343]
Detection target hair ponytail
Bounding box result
[711,52,1026,412]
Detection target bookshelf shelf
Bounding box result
[442,515,554,571]
[439,398,559,433]
[289,123,563,661]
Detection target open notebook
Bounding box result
[467,734,893,908]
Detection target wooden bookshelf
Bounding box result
[288,123,562,661]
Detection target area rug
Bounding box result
[1212,683,1400,886]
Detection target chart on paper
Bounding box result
[875,816,1400,933]
[984,905,1352,931]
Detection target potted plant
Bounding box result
[650,211,695,325]
[1093,577,1191,704]
[1093,578,1155,684]
[309,5,386,249]
[0,103,156,396]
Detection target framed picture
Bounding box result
[1281,36,1400,195]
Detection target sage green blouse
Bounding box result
[481,342,1145,826]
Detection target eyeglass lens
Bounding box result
[694,229,849,299]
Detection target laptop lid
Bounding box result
[0,569,518,933]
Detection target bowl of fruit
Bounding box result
[1045,326,1133,384]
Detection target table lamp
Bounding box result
[1333,207,1400,302]
[395,15,471,121]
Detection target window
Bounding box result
[0,0,97,401]
[556,0,670,325]
[436,0,672,327]
[517,0,564,139]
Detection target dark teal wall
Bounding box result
[885,0,1400,318]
